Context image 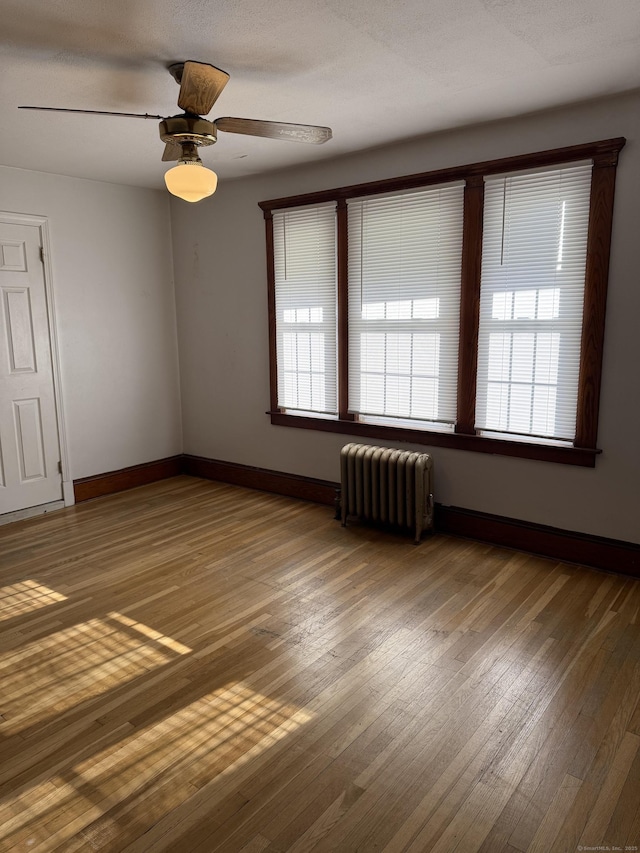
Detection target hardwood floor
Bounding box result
[1,476,639,852]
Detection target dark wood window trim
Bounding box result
[264,210,278,413]
[575,153,621,448]
[267,411,598,466]
[261,138,625,468]
[456,175,484,436]
[336,199,353,421]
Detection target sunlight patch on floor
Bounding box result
[0,611,192,734]
[0,683,314,852]
[0,579,67,621]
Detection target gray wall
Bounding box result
[171,90,640,544]
[0,166,183,480]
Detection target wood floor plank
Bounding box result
[603,740,640,845]
[1,476,639,852]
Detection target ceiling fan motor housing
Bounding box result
[159,115,217,148]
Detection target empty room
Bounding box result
[1,1,639,851]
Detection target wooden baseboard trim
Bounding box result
[435,505,640,577]
[73,456,183,503]
[183,455,639,577]
[182,454,338,506]
[73,453,640,577]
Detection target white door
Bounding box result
[0,222,62,514]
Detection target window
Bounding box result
[475,163,592,443]
[261,138,625,467]
[347,184,464,430]
[273,203,337,416]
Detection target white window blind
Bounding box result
[475,162,592,442]
[347,183,464,428]
[273,204,337,415]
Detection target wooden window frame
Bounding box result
[260,137,625,468]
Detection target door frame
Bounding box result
[0,210,74,508]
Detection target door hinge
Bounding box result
[39,246,45,264]
[58,460,63,475]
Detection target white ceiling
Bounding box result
[1,0,639,191]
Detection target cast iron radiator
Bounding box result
[339,443,434,543]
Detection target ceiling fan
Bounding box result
[19,61,332,202]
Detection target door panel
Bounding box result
[1,240,27,271]
[14,398,46,481]
[4,287,37,372]
[0,223,62,513]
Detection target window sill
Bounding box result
[268,411,600,467]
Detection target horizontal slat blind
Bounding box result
[475,163,592,442]
[347,183,464,428]
[273,204,337,415]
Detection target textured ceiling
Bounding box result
[1,0,639,190]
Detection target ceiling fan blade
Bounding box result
[162,142,182,162]
[19,106,164,119]
[177,61,230,116]
[214,117,332,144]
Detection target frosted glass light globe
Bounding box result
[164,162,218,202]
